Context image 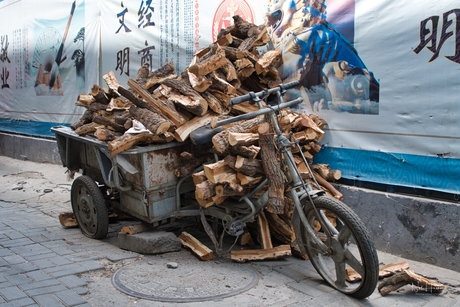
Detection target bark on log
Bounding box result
[127,79,187,127]
[93,115,126,133]
[71,110,94,130]
[200,90,231,115]
[129,105,171,135]
[195,180,216,201]
[312,171,343,201]
[91,84,110,104]
[161,78,208,116]
[259,129,286,214]
[231,245,291,263]
[312,164,342,181]
[203,160,237,184]
[179,231,213,261]
[257,211,273,249]
[121,223,154,235]
[94,127,119,142]
[143,61,176,91]
[189,45,227,77]
[107,133,164,156]
[59,212,78,228]
[378,269,444,296]
[75,122,101,135]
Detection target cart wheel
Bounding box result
[71,175,109,239]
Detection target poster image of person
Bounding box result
[266,0,380,115]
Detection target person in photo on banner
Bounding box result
[266,0,379,114]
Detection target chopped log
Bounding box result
[176,152,205,177]
[238,26,269,51]
[257,211,273,249]
[188,68,212,92]
[107,132,164,156]
[196,196,215,208]
[312,171,343,201]
[231,15,259,39]
[291,127,324,143]
[265,211,296,244]
[174,112,216,142]
[121,223,154,235]
[127,79,187,127]
[312,164,342,181]
[91,84,110,104]
[195,180,216,200]
[230,145,260,159]
[143,61,176,91]
[240,232,254,246]
[192,170,207,185]
[75,122,101,136]
[221,46,246,62]
[103,71,122,96]
[161,78,208,115]
[203,160,237,184]
[228,132,259,147]
[77,94,96,105]
[231,245,291,263]
[237,173,263,186]
[93,115,126,133]
[189,45,227,77]
[378,269,444,296]
[129,105,171,135]
[235,155,264,177]
[179,231,213,261]
[215,183,248,197]
[291,241,309,260]
[196,34,233,59]
[71,109,94,130]
[309,113,328,129]
[94,127,119,141]
[200,90,231,115]
[208,72,236,95]
[107,97,131,111]
[348,261,411,282]
[220,58,238,82]
[259,127,286,214]
[59,212,78,228]
[379,262,411,278]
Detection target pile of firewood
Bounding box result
[71,15,284,155]
[70,16,344,260]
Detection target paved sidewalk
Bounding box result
[0,156,459,306]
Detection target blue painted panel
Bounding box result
[314,147,460,195]
[0,119,68,138]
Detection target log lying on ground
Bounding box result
[121,223,154,235]
[378,269,444,296]
[231,245,292,263]
[179,231,213,261]
[59,212,78,228]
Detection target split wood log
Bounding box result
[220,58,238,82]
[215,183,248,197]
[208,72,236,95]
[127,78,187,127]
[312,164,342,181]
[378,269,444,296]
[257,211,273,249]
[237,173,263,186]
[107,132,164,156]
[189,45,227,77]
[309,113,328,129]
[77,94,96,105]
[161,78,208,116]
[94,127,119,142]
[75,122,101,136]
[195,180,216,200]
[91,84,110,104]
[203,160,237,184]
[235,155,264,177]
[59,212,78,228]
[71,110,94,130]
[121,223,154,235]
[173,112,216,142]
[228,132,259,147]
[175,151,207,177]
[259,128,286,214]
[192,170,207,185]
[312,171,343,201]
[255,49,281,75]
[264,211,296,244]
[231,245,292,263]
[240,232,254,246]
[348,261,411,282]
[179,231,213,261]
[92,115,126,133]
[129,105,171,135]
[230,145,260,159]
[200,90,231,115]
[291,241,309,260]
[143,61,176,91]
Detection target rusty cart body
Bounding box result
[52,126,200,238]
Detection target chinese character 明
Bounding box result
[116,47,130,76]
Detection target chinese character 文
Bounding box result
[1,35,11,64]
[414,9,460,64]
[116,2,132,34]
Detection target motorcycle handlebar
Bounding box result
[230,80,300,105]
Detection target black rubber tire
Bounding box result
[300,195,379,299]
[71,175,109,239]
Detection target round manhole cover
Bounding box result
[112,257,259,302]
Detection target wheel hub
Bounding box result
[329,236,346,262]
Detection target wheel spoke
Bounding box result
[344,249,365,277]
[319,210,338,235]
[337,224,352,246]
[335,261,347,288]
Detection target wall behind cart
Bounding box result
[0,0,459,196]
